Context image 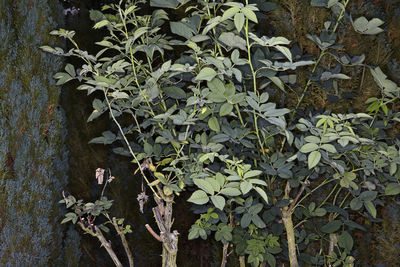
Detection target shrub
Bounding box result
[45,0,400,266]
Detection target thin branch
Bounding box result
[145,224,163,242]
[288,180,310,213]
[94,226,123,267]
[112,217,134,267]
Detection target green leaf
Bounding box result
[320,144,337,153]
[93,20,109,29]
[360,191,377,201]
[300,143,319,153]
[170,21,196,39]
[244,170,263,179]
[338,231,354,251]
[313,208,327,217]
[208,117,220,132]
[321,220,342,233]
[219,32,247,51]
[87,109,103,122]
[255,186,269,204]
[188,190,210,205]
[65,64,75,77]
[206,178,221,192]
[188,228,199,240]
[304,136,320,144]
[241,213,251,228]
[385,183,400,195]
[308,150,321,169]
[111,91,129,99]
[216,173,226,187]
[219,103,233,116]
[211,195,225,210]
[234,12,245,32]
[220,187,241,196]
[350,197,363,210]
[222,7,240,21]
[241,7,258,23]
[240,181,252,195]
[144,142,153,155]
[265,253,276,267]
[390,162,397,176]
[61,217,72,224]
[364,200,377,218]
[163,86,186,99]
[275,45,292,62]
[251,214,266,228]
[193,178,215,195]
[196,67,217,81]
[150,0,179,8]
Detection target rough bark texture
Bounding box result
[0,0,81,265]
[282,209,299,267]
[152,195,178,267]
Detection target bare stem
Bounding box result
[220,242,229,267]
[145,223,163,242]
[281,209,299,267]
[112,217,134,267]
[80,223,123,267]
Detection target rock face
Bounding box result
[0,0,81,265]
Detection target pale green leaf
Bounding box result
[193,178,215,195]
[220,187,241,196]
[188,190,209,205]
[243,170,262,179]
[255,186,269,204]
[240,181,252,195]
[234,12,245,32]
[222,7,240,21]
[219,103,233,116]
[300,143,319,153]
[211,195,225,210]
[196,67,217,81]
[93,20,109,29]
[308,150,321,169]
[241,7,258,23]
[208,117,220,132]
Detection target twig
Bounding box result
[289,180,310,213]
[112,217,134,267]
[145,224,163,242]
[94,226,123,267]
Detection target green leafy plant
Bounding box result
[42,0,400,266]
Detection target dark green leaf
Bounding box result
[385,183,400,195]
[338,231,353,251]
[163,86,186,99]
[320,220,341,233]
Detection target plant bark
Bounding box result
[220,242,229,267]
[281,208,299,267]
[94,225,123,267]
[112,217,134,267]
[150,194,178,267]
[239,255,246,267]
